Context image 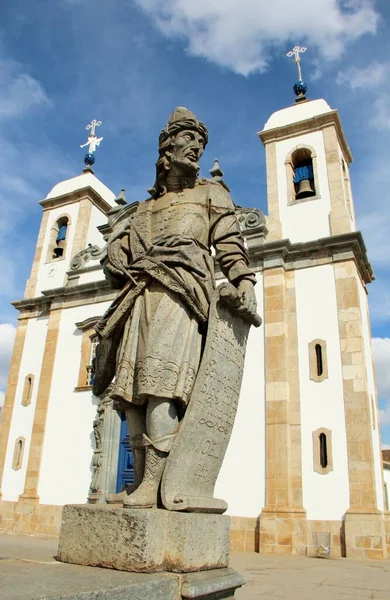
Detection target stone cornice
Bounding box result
[39,186,113,214]
[12,231,374,316]
[258,110,353,163]
[249,231,374,284]
[12,280,115,314]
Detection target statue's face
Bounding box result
[170,129,205,175]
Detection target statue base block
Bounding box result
[58,504,230,573]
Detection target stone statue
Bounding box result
[93,107,258,511]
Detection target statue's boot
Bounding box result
[122,434,174,509]
[106,438,145,504]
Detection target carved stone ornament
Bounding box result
[70,243,106,271]
[237,207,266,230]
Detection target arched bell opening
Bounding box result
[291,147,316,200]
[53,216,69,258]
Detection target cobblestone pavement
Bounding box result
[1,533,390,599]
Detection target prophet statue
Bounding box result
[93,107,257,509]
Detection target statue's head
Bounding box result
[149,107,208,198]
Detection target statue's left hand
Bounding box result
[237,279,257,318]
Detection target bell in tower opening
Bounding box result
[53,218,68,258]
[292,148,316,200]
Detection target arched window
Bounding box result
[53,217,68,258]
[74,317,102,391]
[291,148,316,200]
[21,374,34,407]
[309,339,328,382]
[313,428,333,474]
[12,436,25,471]
[315,344,323,377]
[319,433,328,468]
[46,214,71,263]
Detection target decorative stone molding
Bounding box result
[12,436,25,471]
[70,244,106,271]
[39,186,113,214]
[251,231,374,285]
[21,374,34,407]
[313,428,333,475]
[308,339,328,382]
[258,110,353,164]
[236,207,268,248]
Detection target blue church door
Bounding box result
[115,412,134,492]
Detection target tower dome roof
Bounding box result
[262,98,333,132]
[44,171,116,206]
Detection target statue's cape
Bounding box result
[161,282,261,513]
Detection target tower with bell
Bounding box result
[257,47,387,559]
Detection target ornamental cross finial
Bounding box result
[286,45,307,82]
[80,119,103,167]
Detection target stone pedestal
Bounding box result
[58,504,230,573]
[58,505,245,598]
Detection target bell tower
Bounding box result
[259,46,355,244]
[257,54,387,559]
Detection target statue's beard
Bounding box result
[169,152,199,177]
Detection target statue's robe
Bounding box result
[93,180,255,407]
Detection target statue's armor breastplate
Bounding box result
[151,188,209,246]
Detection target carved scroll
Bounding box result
[161,283,261,514]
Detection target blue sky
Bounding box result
[1,0,390,442]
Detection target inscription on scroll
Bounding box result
[161,283,261,513]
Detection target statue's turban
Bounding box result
[159,107,208,151]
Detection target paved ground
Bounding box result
[1,533,390,599]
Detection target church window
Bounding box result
[319,433,327,468]
[313,428,333,474]
[21,374,34,407]
[46,214,71,263]
[74,317,101,391]
[12,436,25,471]
[315,344,323,377]
[309,339,328,382]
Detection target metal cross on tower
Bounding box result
[80,119,103,167]
[286,45,307,82]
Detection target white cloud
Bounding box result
[135,0,379,75]
[372,338,390,426]
[337,61,389,89]
[0,58,51,118]
[0,323,16,393]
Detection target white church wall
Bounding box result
[295,265,350,520]
[38,300,111,505]
[86,205,109,248]
[215,272,266,517]
[77,269,106,285]
[357,279,384,511]
[1,316,49,501]
[275,130,331,244]
[36,203,80,294]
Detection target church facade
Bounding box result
[0,97,388,560]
